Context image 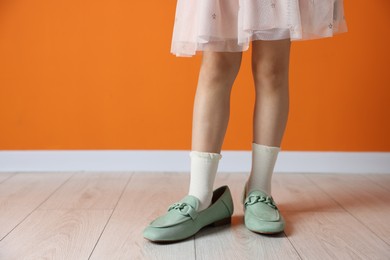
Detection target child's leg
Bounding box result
[189,51,242,211]
[192,51,242,153]
[247,39,291,195]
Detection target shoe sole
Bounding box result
[248,229,285,235]
[245,222,285,235]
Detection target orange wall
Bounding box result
[0,1,389,151]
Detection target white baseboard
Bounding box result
[0,150,389,174]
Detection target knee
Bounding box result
[252,61,289,91]
[200,52,242,87]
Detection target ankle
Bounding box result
[188,150,222,211]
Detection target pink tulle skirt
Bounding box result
[171,0,348,57]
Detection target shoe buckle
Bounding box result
[168,202,198,220]
[244,195,277,209]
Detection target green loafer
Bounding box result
[242,183,285,234]
[143,185,234,242]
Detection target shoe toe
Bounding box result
[248,202,280,221]
[244,210,285,234]
[243,190,285,234]
[143,186,234,242]
[143,224,188,242]
[143,226,161,241]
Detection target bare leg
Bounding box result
[251,39,291,147]
[247,39,291,196]
[191,51,242,153]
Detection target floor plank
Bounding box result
[90,172,196,260]
[39,172,131,210]
[0,209,111,259]
[0,172,72,240]
[284,211,390,259]
[0,172,15,183]
[306,173,390,245]
[272,173,343,212]
[364,173,390,191]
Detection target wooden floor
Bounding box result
[0,172,389,259]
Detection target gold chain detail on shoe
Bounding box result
[244,195,278,209]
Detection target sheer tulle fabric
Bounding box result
[171,0,348,57]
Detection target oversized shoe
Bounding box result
[143,185,234,242]
[242,182,285,234]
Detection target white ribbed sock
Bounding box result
[247,142,280,196]
[188,151,222,211]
